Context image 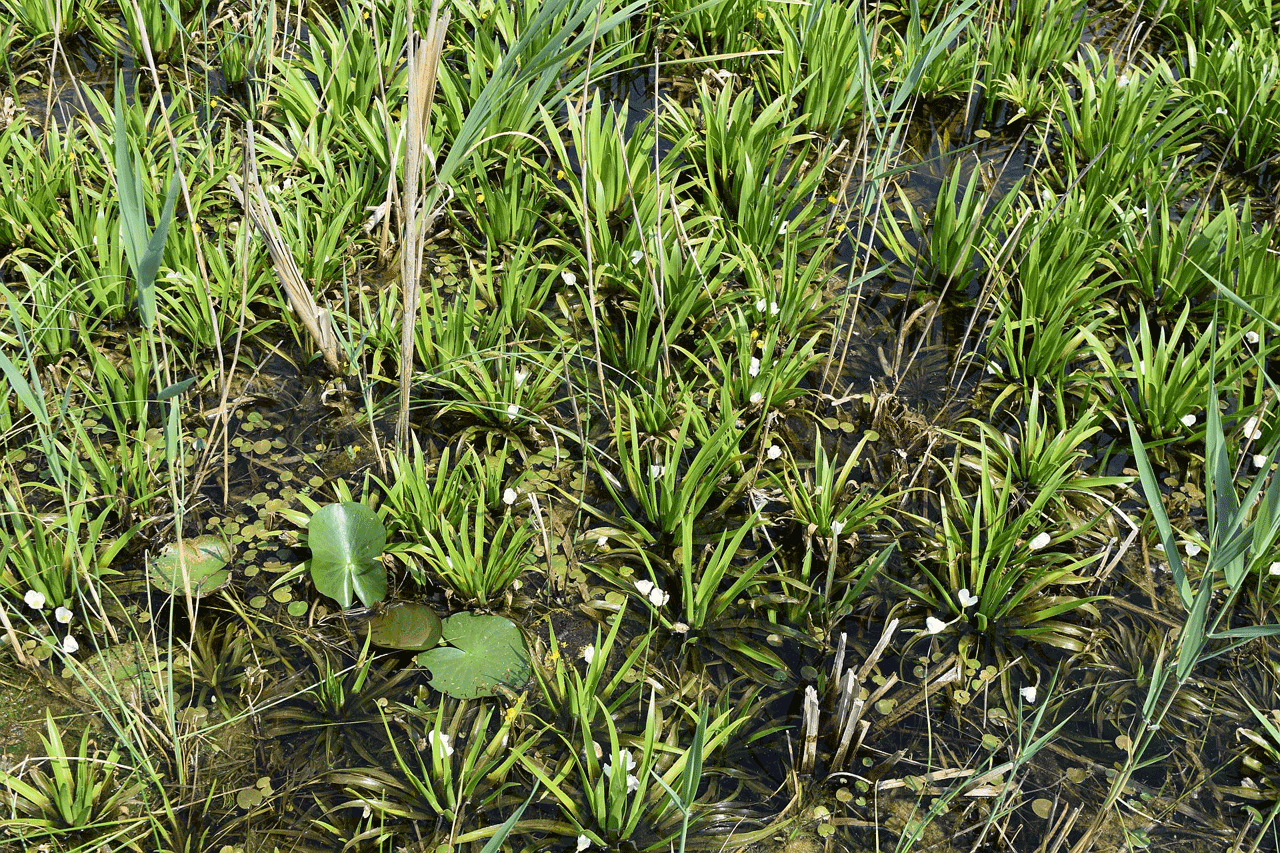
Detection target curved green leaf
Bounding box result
[415,613,529,699]
[308,502,387,609]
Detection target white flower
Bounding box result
[830,520,845,537]
[649,463,666,478]
[503,487,518,506]
[429,730,455,757]
[1255,454,1270,469]
[507,403,519,417]
[958,588,979,608]
[749,391,763,405]
[986,361,1002,376]
[514,368,528,388]
[1180,413,1198,428]
[1116,73,1131,87]
[61,635,79,655]
[1269,562,1280,576]
[748,357,761,377]
[1215,106,1228,115]
[630,250,644,266]
[777,220,788,235]
[634,579,669,608]
[756,298,767,312]
[1020,685,1037,704]
[577,835,592,852]
[604,749,639,793]
[581,645,596,664]
[1246,330,1260,345]
[55,606,72,624]
[924,616,947,635]
[597,535,609,549]
[767,445,782,460]
[1028,532,1052,551]
[1183,540,1202,558]
[561,269,578,287]
[24,590,46,610]
[1244,417,1263,440]
[769,301,779,316]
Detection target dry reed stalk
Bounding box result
[227,126,343,374]
[396,0,449,449]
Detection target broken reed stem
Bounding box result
[396,0,449,450]
[228,126,342,374]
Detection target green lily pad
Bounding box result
[307,502,387,609]
[362,602,442,651]
[150,535,233,598]
[415,613,529,699]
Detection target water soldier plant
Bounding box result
[5,0,1280,850]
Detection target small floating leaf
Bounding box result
[150,535,233,598]
[416,613,529,699]
[363,602,443,651]
[307,502,387,609]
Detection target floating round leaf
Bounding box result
[415,613,530,699]
[307,502,387,609]
[150,535,233,598]
[363,602,443,651]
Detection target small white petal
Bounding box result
[756,298,767,312]
[507,403,519,416]
[777,220,788,235]
[1020,685,1037,703]
[1180,413,1197,428]
[1269,561,1280,576]
[635,579,655,597]
[1244,417,1262,440]
[649,463,665,478]
[61,635,79,654]
[514,368,528,388]
[767,445,782,460]
[1246,331,1260,345]
[596,535,609,549]
[630,250,644,266]
[24,590,46,610]
[1183,540,1202,558]
[749,391,763,405]
[582,645,596,664]
[958,588,978,608]
[1255,454,1269,469]
[577,835,592,852]
[749,357,761,377]
[561,270,578,287]
[55,606,73,624]
[770,301,779,316]
[503,487,518,506]
[1028,532,1052,551]
[429,730,454,757]
[830,520,845,537]
[925,616,946,635]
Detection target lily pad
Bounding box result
[362,602,443,651]
[307,502,387,609]
[415,613,529,699]
[150,535,233,598]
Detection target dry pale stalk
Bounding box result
[227,126,343,374]
[396,0,449,449]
